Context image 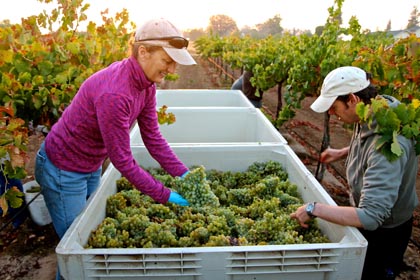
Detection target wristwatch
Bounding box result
[305,202,317,218]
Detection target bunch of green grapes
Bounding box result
[177,219,204,237]
[210,184,229,205]
[142,222,178,248]
[119,214,151,247]
[211,207,237,227]
[299,227,330,244]
[106,192,127,217]
[277,192,303,207]
[249,176,282,198]
[116,177,135,192]
[88,161,330,249]
[178,236,199,247]
[248,197,281,219]
[227,188,254,206]
[86,217,127,248]
[119,205,147,218]
[189,226,210,245]
[228,205,249,216]
[234,217,255,237]
[206,214,230,236]
[174,166,219,208]
[120,189,144,207]
[147,203,177,220]
[247,160,288,181]
[204,235,231,246]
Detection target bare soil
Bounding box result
[0,51,419,279]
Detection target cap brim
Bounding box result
[310,95,337,113]
[163,47,196,65]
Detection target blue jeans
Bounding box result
[35,142,102,239]
[35,143,101,280]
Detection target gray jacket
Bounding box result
[346,95,418,231]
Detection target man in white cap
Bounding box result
[290,66,418,280]
[35,17,195,279]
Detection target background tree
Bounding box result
[255,14,283,38]
[385,20,391,32]
[239,25,259,38]
[406,6,419,29]
[184,28,206,41]
[315,26,324,36]
[207,14,238,37]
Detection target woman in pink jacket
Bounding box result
[35,18,195,242]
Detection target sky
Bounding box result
[0,0,419,33]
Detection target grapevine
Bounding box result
[87,161,329,248]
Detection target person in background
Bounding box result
[34,18,196,279]
[231,70,263,108]
[290,66,418,280]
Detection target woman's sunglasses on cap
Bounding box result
[136,36,189,49]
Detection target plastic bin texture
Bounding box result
[56,145,367,280]
[156,89,254,108]
[130,107,287,145]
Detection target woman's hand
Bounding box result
[168,191,189,206]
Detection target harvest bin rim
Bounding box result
[130,107,288,146]
[56,145,367,280]
[156,89,255,108]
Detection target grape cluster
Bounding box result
[173,166,220,208]
[86,161,330,249]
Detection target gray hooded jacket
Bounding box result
[346,95,418,231]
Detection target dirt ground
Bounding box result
[0,50,419,279]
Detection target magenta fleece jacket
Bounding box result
[44,56,188,203]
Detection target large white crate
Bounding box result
[56,145,366,280]
[156,89,253,107]
[130,107,287,145]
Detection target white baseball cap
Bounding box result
[310,66,370,113]
[134,18,196,65]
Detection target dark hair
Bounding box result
[336,72,378,105]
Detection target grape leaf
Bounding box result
[5,186,24,209]
[390,131,403,158]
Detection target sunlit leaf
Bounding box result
[390,131,403,159]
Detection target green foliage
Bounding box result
[357,97,420,161]
[87,161,329,249]
[0,106,27,216]
[194,0,394,127]
[0,0,134,127]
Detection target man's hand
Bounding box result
[320,147,349,163]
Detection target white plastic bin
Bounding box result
[156,89,254,107]
[130,107,287,145]
[56,145,366,280]
[23,181,52,226]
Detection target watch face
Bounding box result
[306,203,313,211]
[306,203,315,216]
